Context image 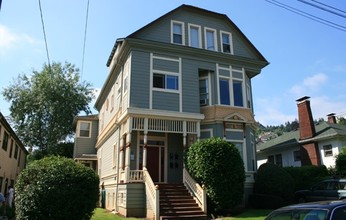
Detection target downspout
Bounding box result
[115,125,120,213]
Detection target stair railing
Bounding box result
[183,168,207,213]
[143,169,159,220]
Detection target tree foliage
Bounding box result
[335,147,346,175]
[2,61,94,154]
[15,156,99,220]
[185,137,245,212]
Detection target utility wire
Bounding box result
[311,0,346,15]
[81,0,90,81]
[265,0,346,32]
[38,0,52,72]
[298,0,346,19]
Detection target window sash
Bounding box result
[153,73,178,90]
[189,25,200,48]
[233,80,243,107]
[199,78,209,105]
[173,23,183,44]
[219,79,230,105]
[79,122,91,138]
[222,33,231,53]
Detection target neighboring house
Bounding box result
[73,114,99,171]
[0,112,28,196]
[74,4,268,219]
[257,96,346,168]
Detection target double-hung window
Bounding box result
[205,28,217,51]
[199,78,209,106]
[188,24,201,48]
[219,78,230,105]
[233,80,243,107]
[220,31,233,53]
[172,21,184,45]
[153,73,178,90]
[78,121,91,138]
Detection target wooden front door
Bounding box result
[147,147,160,182]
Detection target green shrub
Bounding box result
[336,148,346,176]
[185,137,245,212]
[284,165,329,191]
[254,163,295,204]
[15,156,99,220]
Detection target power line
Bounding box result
[311,0,346,15]
[81,0,90,81]
[265,0,346,32]
[38,0,51,71]
[298,0,346,19]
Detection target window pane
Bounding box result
[173,23,182,44]
[80,122,90,137]
[199,79,209,105]
[233,80,243,107]
[153,74,165,88]
[222,33,230,53]
[219,79,230,105]
[190,26,199,48]
[206,30,215,50]
[166,75,178,90]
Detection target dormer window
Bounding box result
[221,31,233,53]
[171,21,184,45]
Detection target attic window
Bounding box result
[172,21,184,45]
[221,31,233,54]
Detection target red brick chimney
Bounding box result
[327,113,336,124]
[296,96,315,140]
[296,96,321,166]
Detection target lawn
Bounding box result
[91,208,272,220]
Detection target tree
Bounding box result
[185,137,245,212]
[335,147,346,175]
[15,156,99,219]
[2,61,94,154]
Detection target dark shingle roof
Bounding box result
[257,121,346,152]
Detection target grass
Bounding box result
[91,208,272,220]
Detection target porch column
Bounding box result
[125,132,131,183]
[197,121,200,141]
[183,121,187,148]
[143,118,148,170]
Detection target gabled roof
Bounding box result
[106,4,268,67]
[257,121,346,153]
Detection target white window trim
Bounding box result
[171,20,185,45]
[188,23,202,48]
[200,129,213,139]
[152,70,180,93]
[77,121,92,138]
[204,27,217,51]
[220,31,234,54]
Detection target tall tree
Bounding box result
[2,61,94,154]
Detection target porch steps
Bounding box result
[158,183,208,220]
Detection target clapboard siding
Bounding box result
[130,51,150,109]
[152,91,179,111]
[74,120,98,157]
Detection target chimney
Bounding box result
[296,96,315,140]
[296,96,321,166]
[327,113,336,124]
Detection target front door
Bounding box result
[139,138,165,183]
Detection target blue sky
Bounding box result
[1,0,345,126]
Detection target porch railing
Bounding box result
[183,168,207,213]
[143,169,159,220]
[128,170,143,182]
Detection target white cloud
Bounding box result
[289,73,327,97]
[0,24,40,56]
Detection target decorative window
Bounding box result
[171,21,184,45]
[218,66,245,107]
[78,121,91,138]
[153,73,178,90]
[220,31,233,53]
[2,131,8,151]
[188,24,201,48]
[294,150,301,161]
[323,145,333,157]
[199,78,209,106]
[205,28,217,51]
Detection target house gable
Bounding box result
[126,5,267,65]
